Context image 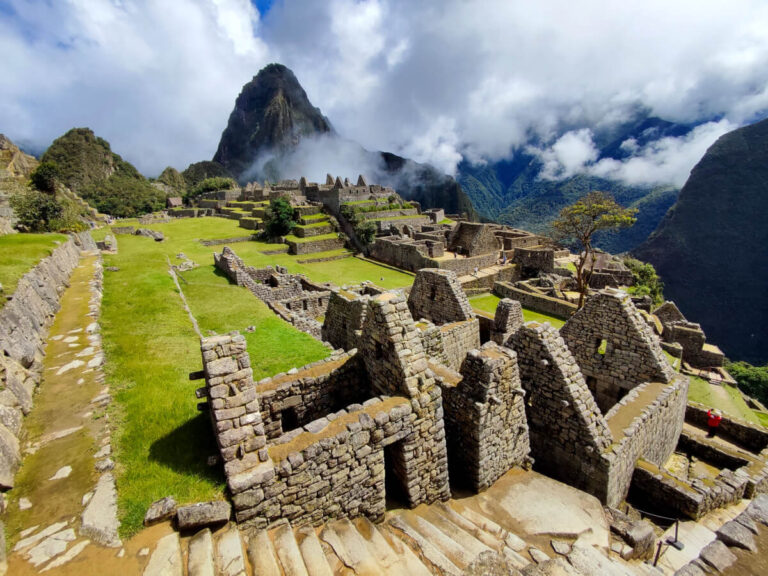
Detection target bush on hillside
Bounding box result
[187,177,237,201]
[623,257,664,304]
[727,361,768,408]
[264,197,296,238]
[80,175,165,218]
[29,161,60,194]
[8,188,87,232]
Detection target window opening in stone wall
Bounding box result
[384,441,409,509]
[281,407,299,433]
[375,341,384,359]
[303,299,308,311]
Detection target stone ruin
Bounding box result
[654,300,725,369]
[195,258,707,528]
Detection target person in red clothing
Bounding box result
[707,409,722,437]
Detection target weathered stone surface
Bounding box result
[566,542,635,576]
[673,563,706,576]
[143,532,182,576]
[550,540,571,556]
[187,529,215,576]
[144,496,177,526]
[746,493,768,525]
[27,528,76,567]
[176,501,231,530]
[528,547,549,564]
[80,472,121,547]
[463,550,521,576]
[716,519,756,552]
[215,526,247,576]
[698,540,737,573]
[0,422,20,489]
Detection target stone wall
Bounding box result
[369,237,433,272]
[509,322,613,498]
[443,342,531,491]
[686,403,768,453]
[254,351,368,439]
[512,247,555,276]
[494,281,577,319]
[0,235,85,489]
[448,222,500,257]
[560,289,675,413]
[321,291,369,351]
[408,268,474,325]
[287,236,345,255]
[438,320,481,371]
[490,298,524,345]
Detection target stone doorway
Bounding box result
[384,439,410,509]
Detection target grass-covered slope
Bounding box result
[97,217,411,534]
[635,118,768,364]
[0,233,67,306]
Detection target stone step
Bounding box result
[246,530,281,576]
[295,526,334,576]
[387,515,462,576]
[187,528,215,576]
[353,517,432,576]
[434,502,506,552]
[320,518,386,575]
[143,532,183,576]
[273,523,310,576]
[399,510,481,569]
[422,506,494,559]
[215,526,247,576]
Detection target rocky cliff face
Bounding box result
[214,63,334,178]
[635,118,768,364]
[214,64,477,219]
[0,134,39,234]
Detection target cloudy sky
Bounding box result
[2,0,767,186]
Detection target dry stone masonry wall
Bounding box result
[443,342,531,491]
[560,289,675,413]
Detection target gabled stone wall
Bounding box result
[491,298,524,345]
[560,289,675,412]
[443,342,531,491]
[510,322,612,494]
[321,290,369,351]
[408,268,474,326]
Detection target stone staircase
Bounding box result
[143,500,661,576]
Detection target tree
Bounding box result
[29,161,60,195]
[9,189,63,231]
[264,197,295,238]
[623,257,664,305]
[355,220,376,246]
[552,191,637,308]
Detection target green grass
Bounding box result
[296,248,352,260]
[438,218,455,225]
[687,376,762,424]
[284,232,340,243]
[756,412,768,427]
[296,221,331,229]
[0,233,68,306]
[366,214,425,222]
[100,221,332,536]
[301,213,329,221]
[469,292,567,329]
[341,200,376,206]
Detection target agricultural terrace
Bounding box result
[0,232,67,309]
[92,217,412,534]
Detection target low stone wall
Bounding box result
[255,352,368,439]
[599,377,688,506]
[369,238,431,272]
[294,224,333,238]
[631,460,748,519]
[373,216,430,234]
[0,235,86,489]
[494,281,576,319]
[513,247,554,275]
[287,236,345,255]
[199,236,254,247]
[435,253,498,277]
[111,226,135,235]
[686,402,768,453]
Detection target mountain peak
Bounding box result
[213,63,334,179]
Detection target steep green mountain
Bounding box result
[634,118,768,364]
[214,63,334,178]
[214,64,476,220]
[41,128,164,217]
[457,117,687,251]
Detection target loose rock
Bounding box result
[144,496,177,527]
[176,501,231,531]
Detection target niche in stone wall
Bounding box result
[281,407,299,433]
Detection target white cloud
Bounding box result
[1,0,767,184]
[528,129,599,180]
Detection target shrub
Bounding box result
[354,220,376,246]
[9,189,62,231]
[726,361,768,407]
[188,177,237,201]
[29,161,60,194]
[264,197,296,238]
[80,175,166,218]
[624,257,664,304]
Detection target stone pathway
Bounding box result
[2,253,121,575]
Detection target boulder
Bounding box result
[698,540,737,573]
[716,519,756,552]
[176,501,231,531]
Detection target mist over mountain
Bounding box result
[213,64,477,218]
[635,117,768,364]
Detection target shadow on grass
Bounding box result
[148,413,226,486]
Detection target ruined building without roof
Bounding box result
[192,246,766,530]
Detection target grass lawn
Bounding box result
[284,232,340,243]
[687,375,762,425]
[469,292,567,329]
[100,221,331,536]
[296,221,331,229]
[0,233,67,307]
[301,213,328,221]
